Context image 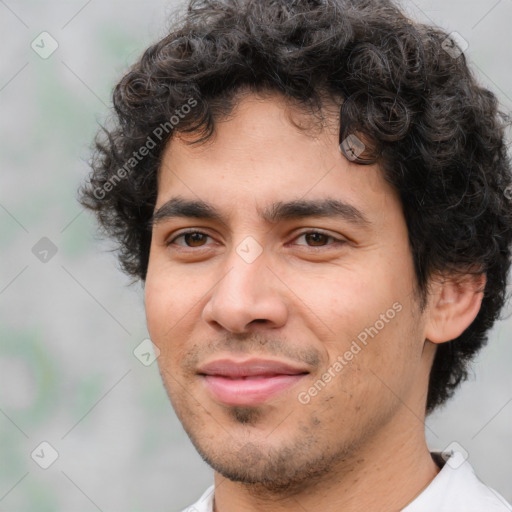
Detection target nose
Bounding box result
[201,246,288,334]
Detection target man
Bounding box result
[80,0,512,510]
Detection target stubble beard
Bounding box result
[179,403,360,497]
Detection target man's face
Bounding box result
[145,93,432,491]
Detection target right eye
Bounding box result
[166,230,214,248]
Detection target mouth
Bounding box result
[197,358,310,406]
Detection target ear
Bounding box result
[425,273,486,344]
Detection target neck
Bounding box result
[212,408,440,512]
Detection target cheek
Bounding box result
[144,270,187,356]
[299,364,390,444]
[145,258,197,331]
[307,266,420,397]
[306,270,396,341]
[144,262,209,366]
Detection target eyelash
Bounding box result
[166,229,346,249]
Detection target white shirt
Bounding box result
[179,451,511,512]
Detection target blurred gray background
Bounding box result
[0,0,511,510]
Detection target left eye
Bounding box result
[292,231,343,247]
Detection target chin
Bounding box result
[188,432,342,495]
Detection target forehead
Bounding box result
[159,90,341,175]
[155,92,398,222]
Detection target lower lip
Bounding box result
[202,374,307,406]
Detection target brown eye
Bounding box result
[293,230,344,248]
[167,231,211,247]
[304,232,330,246]
[184,232,208,247]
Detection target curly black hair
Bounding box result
[79,0,512,414]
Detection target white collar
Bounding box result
[402,450,511,511]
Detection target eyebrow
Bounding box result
[150,196,370,228]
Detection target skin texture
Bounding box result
[144,92,484,511]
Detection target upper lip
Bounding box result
[197,358,310,378]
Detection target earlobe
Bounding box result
[425,273,486,344]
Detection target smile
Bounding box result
[198,357,310,406]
